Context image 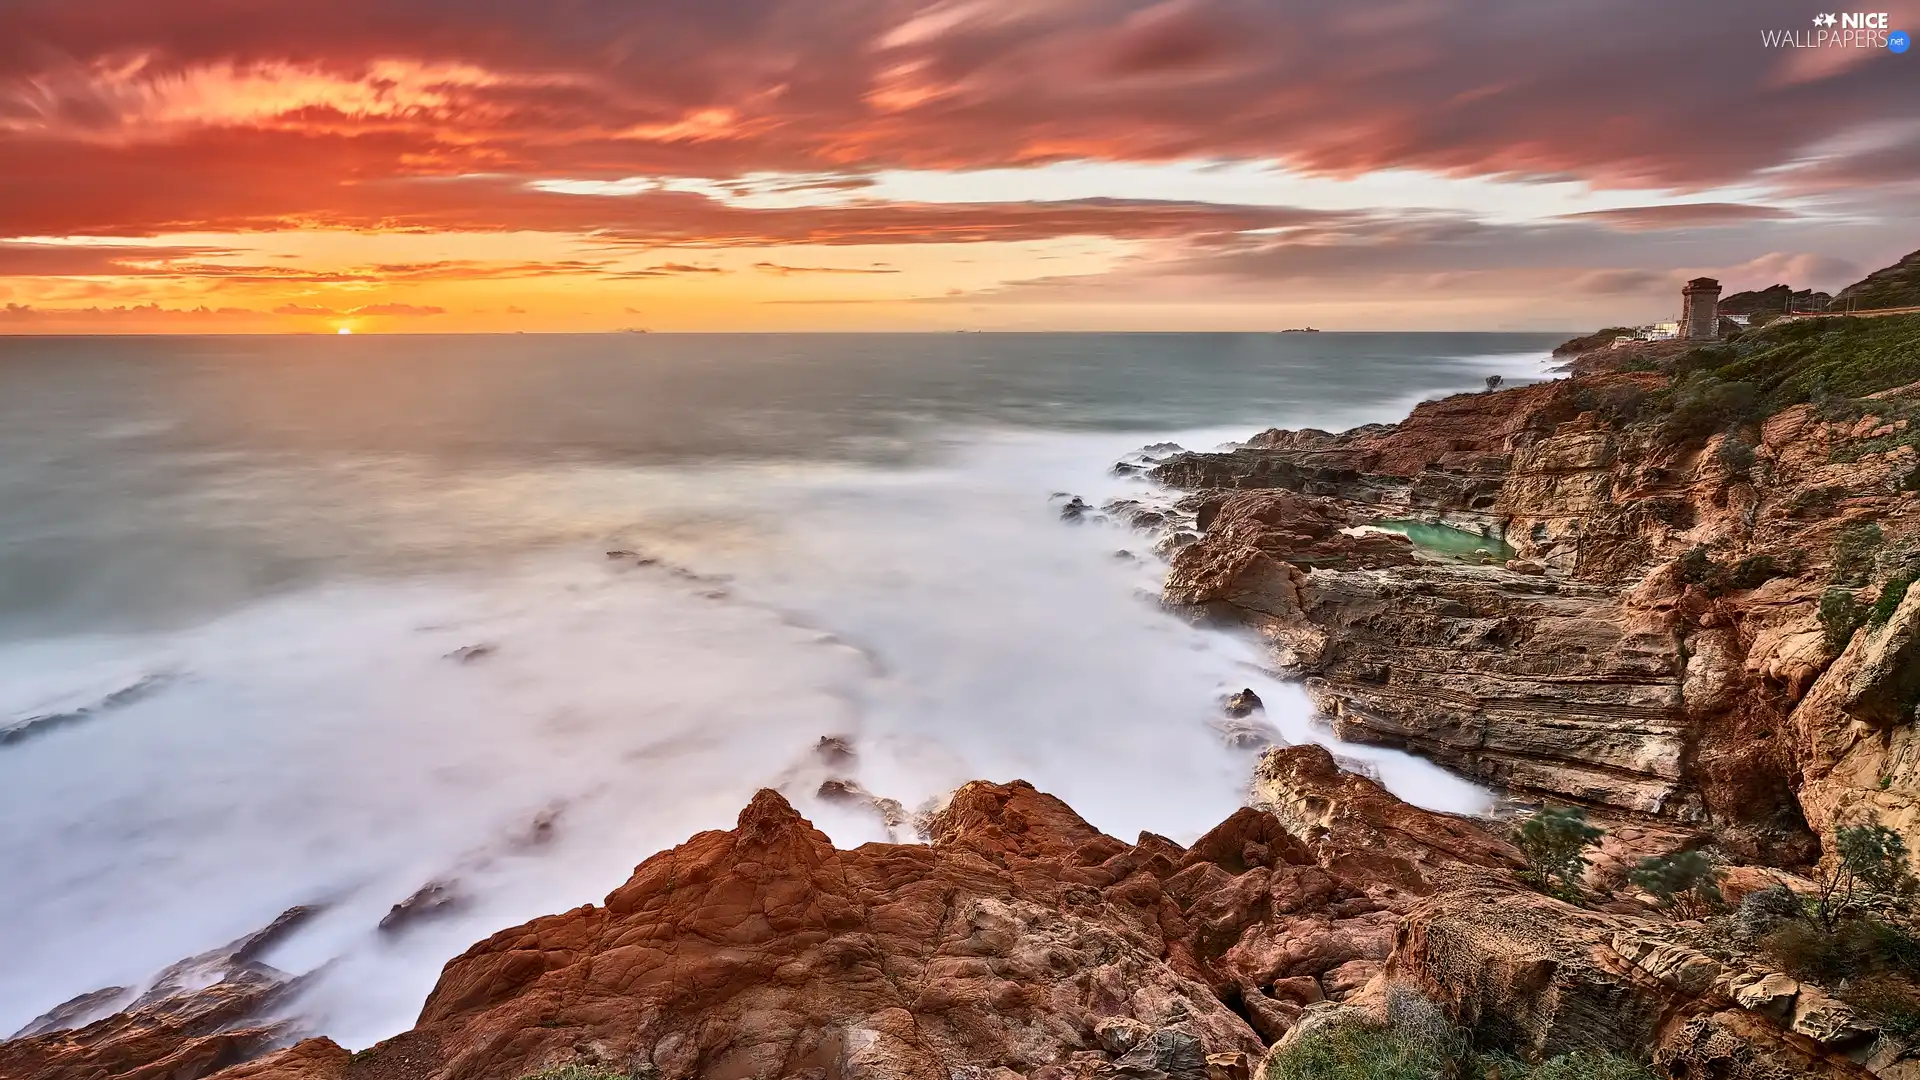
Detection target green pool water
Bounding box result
[1373,519,1516,561]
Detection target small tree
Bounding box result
[1817,823,1917,930]
[1514,806,1604,898]
[1629,850,1724,919]
[1485,375,1504,393]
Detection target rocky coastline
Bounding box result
[9,292,1920,1078]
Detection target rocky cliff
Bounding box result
[4,747,1902,1080]
[1147,314,1920,869]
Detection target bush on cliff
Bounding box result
[1831,521,1885,585]
[1820,588,1867,653]
[1757,824,1920,1027]
[1468,1051,1658,1080]
[1513,806,1603,899]
[1873,572,1915,625]
[1262,1020,1452,1080]
[1675,547,1790,598]
[1262,987,1654,1080]
[1657,376,1761,446]
[1818,823,1918,929]
[1628,849,1725,919]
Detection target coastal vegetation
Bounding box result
[1262,988,1656,1080]
[1628,850,1724,919]
[519,1065,653,1080]
[1667,312,1920,422]
[1512,805,1602,900]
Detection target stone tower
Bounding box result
[1683,277,1722,341]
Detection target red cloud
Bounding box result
[0,0,1911,245]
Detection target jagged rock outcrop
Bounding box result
[0,907,320,1080]
[6,757,1912,1080]
[1795,584,1920,846]
[301,772,1411,1080]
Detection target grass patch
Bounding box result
[520,1067,652,1080]
[1264,1022,1453,1080]
[1468,1052,1659,1080]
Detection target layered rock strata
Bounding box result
[1150,368,1920,860]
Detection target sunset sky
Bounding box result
[2,0,1916,333]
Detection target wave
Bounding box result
[0,423,1494,1048]
[0,671,176,747]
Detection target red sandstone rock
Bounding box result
[0,907,320,1080]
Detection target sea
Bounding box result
[0,331,1562,1047]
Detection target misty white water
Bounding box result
[0,332,1558,1047]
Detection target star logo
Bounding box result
[1812,12,1838,26]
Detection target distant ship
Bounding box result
[1280,327,1320,333]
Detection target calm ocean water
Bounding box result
[0,331,1560,1045]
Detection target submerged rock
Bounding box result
[1223,688,1264,718]
[379,880,467,935]
[814,734,857,767]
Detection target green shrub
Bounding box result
[1726,554,1790,591]
[1660,377,1761,446]
[1821,588,1867,653]
[1846,975,1920,1042]
[1628,850,1724,918]
[1832,521,1885,585]
[1784,485,1847,519]
[1676,546,1717,587]
[1764,917,1920,984]
[1872,573,1915,626]
[1264,986,1656,1080]
[1716,436,1758,474]
[1571,384,1649,426]
[1685,314,1920,407]
[1676,548,1790,598]
[1821,823,1919,927]
[1263,1022,1452,1080]
[1514,806,1604,898]
[520,1066,650,1080]
[1735,884,1807,939]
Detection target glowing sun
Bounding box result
[337,327,353,335]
